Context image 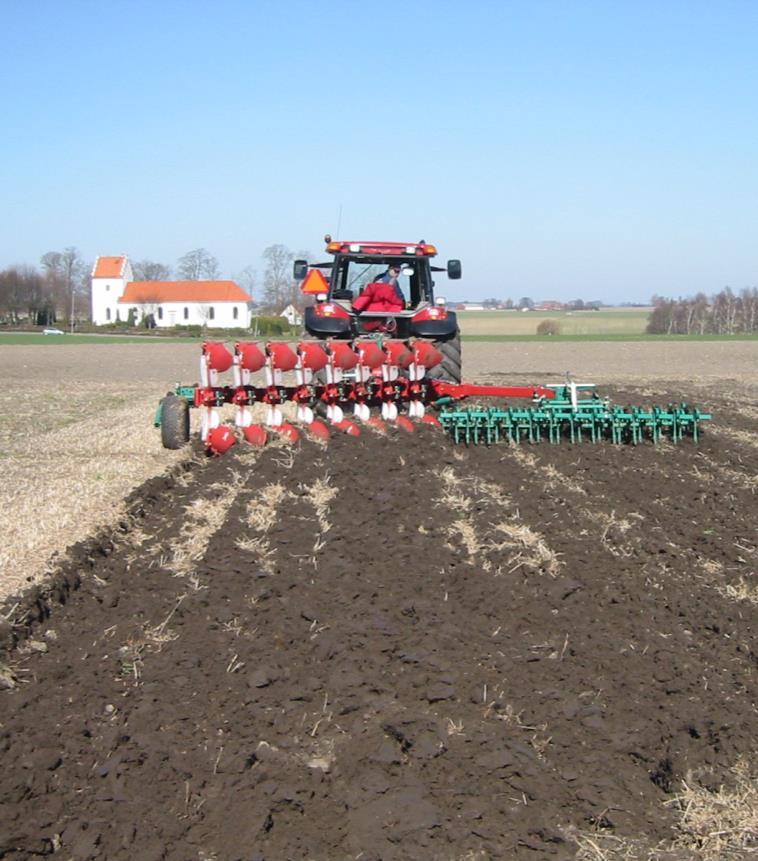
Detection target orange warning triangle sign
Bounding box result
[300,268,329,295]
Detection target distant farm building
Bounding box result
[280,303,303,326]
[91,256,251,327]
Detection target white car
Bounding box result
[43,328,65,335]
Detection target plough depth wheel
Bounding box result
[160,394,190,450]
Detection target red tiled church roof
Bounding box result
[92,256,127,278]
[118,281,249,303]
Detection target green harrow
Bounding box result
[438,384,711,446]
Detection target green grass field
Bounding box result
[462,333,758,342]
[456,308,758,340]
[2,310,757,346]
[0,333,199,345]
[457,308,651,337]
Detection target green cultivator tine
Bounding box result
[438,398,712,446]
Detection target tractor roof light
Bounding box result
[324,240,439,257]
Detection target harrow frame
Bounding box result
[438,386,711,446]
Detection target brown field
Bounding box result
[1,340,757,859]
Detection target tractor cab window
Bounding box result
[333,258,426,307]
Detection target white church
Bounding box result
[91,256,252,327]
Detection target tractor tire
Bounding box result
[161,395,190,449]
[426,330,462,384]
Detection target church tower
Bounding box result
[91,256,133,324]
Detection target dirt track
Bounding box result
[1,373,757,859]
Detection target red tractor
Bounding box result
[155,237,712,453]
[296,237,462,383]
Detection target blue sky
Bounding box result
[1,0,756,302]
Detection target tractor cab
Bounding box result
[298,238,461,342]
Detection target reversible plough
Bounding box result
[155,339,711,454]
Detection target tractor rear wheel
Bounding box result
[161,395,190,449]
[427,330,461,384]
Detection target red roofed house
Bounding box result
[91,255,251,327]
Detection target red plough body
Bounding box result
[191,339,554,453]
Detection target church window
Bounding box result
[233,306,238,320]
[209,307,215,320]
[157,307,163,320]
[106,308,111,321]
[183,307,188,319]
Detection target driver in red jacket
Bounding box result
[351,266,405,330]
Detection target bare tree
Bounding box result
[646,296,676,334]
[0,266,52,324]
[236,265,257,298]
[197,305,212,327]
[289,249,312,310]
[711,287,737,334]
[741,287,758,333]
[261,244,293,311]
[261,245,313,311]
[177,248,219,280]
[0,268,21,323]
[40,252,66,317]
[133,260,171,281]
[40,252,63,275]
[686,293,709,335]
[0,269,18,323]
[646,287,758,335]
[40,247,85,329]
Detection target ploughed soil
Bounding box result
[1,381,757,860]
